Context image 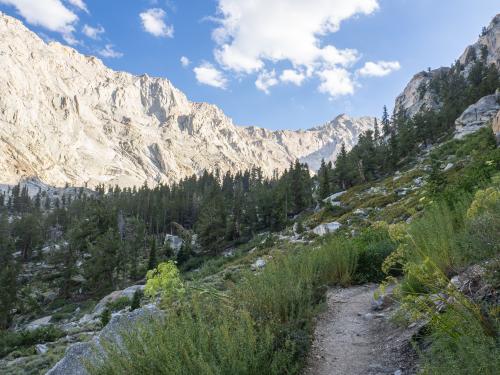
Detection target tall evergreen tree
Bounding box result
[0,215,17,329]
[318,159,331,200]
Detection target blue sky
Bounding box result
[0,0,498,130]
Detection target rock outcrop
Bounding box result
[454,92,500,139]
[393,68,449,118]
[0,13,374,188]
[47,304,162,375]
[395,14,500,118]
[492,109,500,144]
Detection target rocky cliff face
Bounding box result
[0,13,374,188]
[395,14,500,117]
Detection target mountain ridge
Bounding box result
[0,12,374,188]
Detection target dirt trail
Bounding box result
[305,284,419,375]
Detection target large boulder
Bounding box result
[164,234,183,253]
[312,222,342,236]
[454,92,500,139]
[92,285,145,316]
[492,109,500,144]
[25,315,52,331]
[47,304,162,375]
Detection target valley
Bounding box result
[0,7,499,375]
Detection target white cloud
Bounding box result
[98,44,123,58]
[212,0,378,73]
[210,0,379,97]
[67,0,88,13]
[140,8,174,38]
[357,60,401,77]
[180,56,190,67]
[317,68,355,97]
[82,24,104,39]
[280,69,306,86]
[193,63,227,89]
[0,0,78,34]
[255,70,278,94]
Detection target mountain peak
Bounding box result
[0,13,373,187]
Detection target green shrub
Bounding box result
[88,297,296,375]
[421,309,500,375]
[89,234,364,375]
[100,309,111,327]
[130,290,142,311]
[353,227,396,283]
[0,325,64,358]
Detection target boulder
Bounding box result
[251,258,266,270]
[322,191,346,205]
[35,343,49,354]
[93,285,145,316]
[26,315,52,331]
[492,109,500,144]
[312,222,342,236]
[443,162,454,172]
[47,304,162,375]
[454,92,500,139]
[164,234,183,253]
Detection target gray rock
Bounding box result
[47,304,162,375]
[443,162,454,172]
[164,234,183,253]
[93,285,145,316]
[26,315,52,331]
[251,258,266,270]
[312,222,341,236]
[492,109,500,144]
[413,176,424,187]
[353,208,368,217]
[454,93,500,139]
[322,190,347,204]
[395,188,409,197]
[35,343,48,354]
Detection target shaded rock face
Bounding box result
[47,304,162,375]
[454,92,500,139]
[395,14,500,118]
[0,13,374,188]
[394,68,449,118]
[492,109,500,144]
[459,14,500,69]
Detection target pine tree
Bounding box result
[373,118,380,142]
[335,143,350,190]
[147,237,157,271]
[130,289,142,311]
[0,215,17,329]
[381,105,391,137]
[318,159,331,200]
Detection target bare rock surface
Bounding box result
[305,284,419,375]
[454,92,500,139]
[0,12,373,188]
[47,304,162,375]
[395,14,500,118]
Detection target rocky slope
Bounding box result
[0,13,374,188]
[395,13,500,117]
